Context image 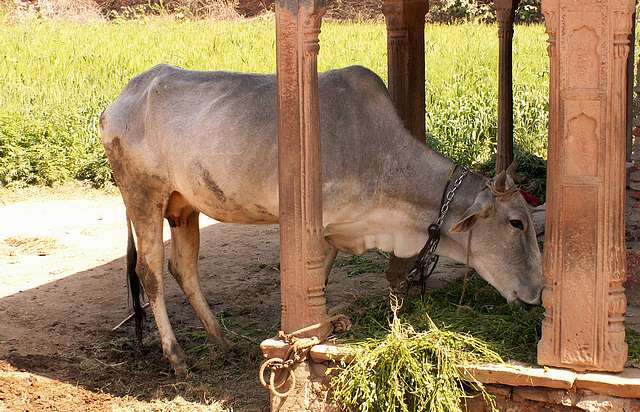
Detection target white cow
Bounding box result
[100,64,543,374]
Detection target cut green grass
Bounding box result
[334,277,640,411]
[332,297,501,412]
[341,275,544,363]
[341,275,640,366]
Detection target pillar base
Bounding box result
[269,361,338,412]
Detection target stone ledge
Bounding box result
[260,339,355,363]
[261,340,640,400]
[461,363,576,390]
[464,364,640,399]
[469,387,640,412]
[511,387,572,406]
[260,338,289,360]
[310,344,354,363]
[574,368,640,399]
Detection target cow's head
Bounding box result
[448,163,544,305]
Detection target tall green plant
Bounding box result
[0,19,548,188]
[428,0,543,23]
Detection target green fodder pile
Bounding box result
[343,276,545,363]
[340,275,640,366]
[0,19,549,188]
[332,297,501,412]
[333,277,640,411]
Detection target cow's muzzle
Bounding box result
[516,286,543,307]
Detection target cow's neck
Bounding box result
[377,133,483,223]
[385,142,488,263]
[324,131,487,259]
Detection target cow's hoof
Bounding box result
[173,363,189,377]
[218,336,234,351]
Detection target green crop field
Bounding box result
[0,17,549,188]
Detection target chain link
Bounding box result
[436,167,470,227]
[407,166,471,296]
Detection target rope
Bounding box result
[259,314,351,397]
[485,180,519,199]
[458,229,473,307]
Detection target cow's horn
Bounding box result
[506,160,518,179]
[494,169,507,193]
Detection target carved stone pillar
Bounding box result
[382,0,429,141]
[274,0,329,338]
[382,0,428,290]
[495,0,519,173]
[537,0,634,372]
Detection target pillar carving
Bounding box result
[537,0,634,372]
[382,0,429,140]
[382,0,428,289]
[275,0,330,338]
[495,0,519,172]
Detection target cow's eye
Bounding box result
[509,219,524,231]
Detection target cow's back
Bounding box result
[100,64,414,225]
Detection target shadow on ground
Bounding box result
[0,223,390,411]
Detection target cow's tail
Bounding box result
[126,215,145,348]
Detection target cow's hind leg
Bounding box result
[131,209,187,375]
[168,211,230,349]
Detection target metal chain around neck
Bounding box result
[406,165,471,298]
[436,166,471,227]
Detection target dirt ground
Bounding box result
[0,186,461,411]
[2,183,640,410]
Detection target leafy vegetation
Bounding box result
[342,275,545,363]
[0,18,549,187]
[627,326,640,367]
[1,0,543,23]
[334,276,640,411]
[428,0,543,24]
[332,297,501,412]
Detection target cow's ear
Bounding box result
[450,190,493,233]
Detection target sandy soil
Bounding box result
[0,188,465,411]
[3,185,640,411]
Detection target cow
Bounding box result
[100,64,543,375]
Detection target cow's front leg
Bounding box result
[168,211,231,349]
[323,244,338,288]
[385,255,415,293]
[132,214,187,376]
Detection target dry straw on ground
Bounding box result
[2,236,60,256]
[0,368,229,411]
[7,0,103,20]
[4,0,240,20]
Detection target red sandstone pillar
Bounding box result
[495,0,518,173]
[382,0,429,141]
[382,0,429,289]
[537,0,634,372]
[274,0,329,337]
[263,4,332,407]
